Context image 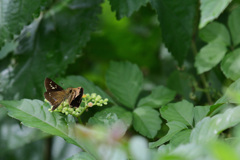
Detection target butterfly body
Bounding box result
[44,78,84,111]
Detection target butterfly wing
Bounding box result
[70,87,84,107]
[44,90,66,111]
[44,78,63,92]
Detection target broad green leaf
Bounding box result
[199,0,232,29]
[137,86,176,108]
[199,22,230,46]
[194,42,227,74]
[170,129,191,147]
[194,106,210,125]
[67,152,96,160]
[0,0,50,48]
[109,0,149,19]
[133,107,161,138]
[0,0,102,100]
[221,48,240,81]
[0,41,17,60]
[149,121,187,148]
[216,78,240,104]
[88,106,132,127]
[0,99,99,158]
[228,6,240,46]
[150,0,197,64]
[106,61,143,109]
[58,76,116,104]
[190,106,240,144]
[160,100,194,127]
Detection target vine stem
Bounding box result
[191,40,213,104]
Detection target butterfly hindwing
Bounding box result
[44,91,66,110]
[70,87,84,107]
[44,78,63,92]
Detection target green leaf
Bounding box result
[228,6,240,46]
[199,0,232,29]
[88,106,132,127]
[0,41,17,60]
[150,0,197,64]
[58,76,116,104]
[133,107,161,138]
[109,0,149,19]
[221,48,240,81]
[167,71,196,101]
[194,42,227,74]
[67,152,96,160]
[106,61,143,109]
[190,106,240,144]
[137,86,176,108]
[0,0,102,100]
[216,78,240,104]
[0,99,98,158]
[170,129,191,147]
[0,0,50,48]
[160,100,194,127]
[199,22,230,45]
[193,106,210,125]
[149,121,188,148]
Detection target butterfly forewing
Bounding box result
[44,78,63,92]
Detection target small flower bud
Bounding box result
[91,93,97,98]
[104,98,108,102]
[96,95,102,101]
[88,102,93,107]
[82,94,87,98]
[86,93,90,97]
[99,100,104,104]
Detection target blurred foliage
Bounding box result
[1,0,240,159]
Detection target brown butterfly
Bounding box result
[44,78,84,111]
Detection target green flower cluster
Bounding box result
[46,93,108,117]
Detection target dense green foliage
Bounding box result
[1,0,240,159]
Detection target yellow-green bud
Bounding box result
[104,98,108,102]
[99,100,103,104]
[96,95,102,101]
[91,93,97,98]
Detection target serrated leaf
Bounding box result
[150,0,197,64]
[221,48,240,81]
[190,106,240,144]
[58,76,116,104]
[199,0,232,29]
[160,100,194,127]
[199,22,230,45]
[170,129,191,147]
[133,107,161,138]
[67,152,96,160]
[0,0,50,48]
[88,106,132,127]
[106,61,143,109]
[194,105,210,125]
[0,0,102,100]
[0,99,98,158]
[194,42,227,74]
[137,86,176,108]
[109,0,149,19]
[149,121,187,148]
[216,78,240,104]
[228,6,240,46]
